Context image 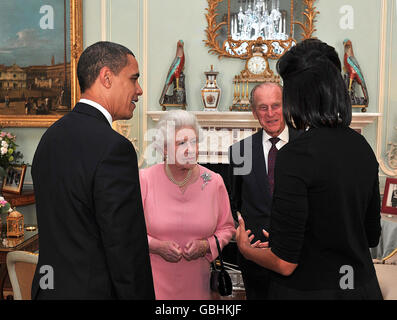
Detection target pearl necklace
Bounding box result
[165,164,194,187]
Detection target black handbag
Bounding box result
[210,235,232,296]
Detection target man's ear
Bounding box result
[99,67,112,89]
[252,108,258,120]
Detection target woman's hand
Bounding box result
[250,229,270,249]
[183,240,209,261]
[236,214,269,258]
[236,214,253,257]
[153,240,183,263]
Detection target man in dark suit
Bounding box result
[31,41,155,299]
[228,82,300,299]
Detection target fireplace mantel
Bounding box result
[147,111,381,131]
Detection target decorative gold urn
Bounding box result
[7,209,24,237]
[201,65,221,111]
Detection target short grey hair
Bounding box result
[250,81,283,109]
[153,110,203,155]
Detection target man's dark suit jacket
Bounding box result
[228,127,301,242]
[228,127,300,298]
[31,102,155,299]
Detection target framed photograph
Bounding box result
[0,0,83,128]
[1,165,27,195]
[382,178,397,215]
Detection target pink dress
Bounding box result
[139,164,236,300]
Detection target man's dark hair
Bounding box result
[77,41,135,93]
[276,38,352,129]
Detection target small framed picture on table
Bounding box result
[1,165,27,195]
[382,178,397,215]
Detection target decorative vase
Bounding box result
[201,65,221,111]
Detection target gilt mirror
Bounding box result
[204,0,319,60]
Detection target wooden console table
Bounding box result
[0,189,37,299]
[2,190,35,208]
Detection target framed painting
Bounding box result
[382,178,397,215]
[0,0,83,128]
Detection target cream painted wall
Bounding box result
[145,0,394,183]
[2,0,396,223]
[315,0,380,181]
[137,0,396,187]
[317,0,381,112]
[147,0,241,111]
[380,0,397,180]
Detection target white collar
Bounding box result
[262,125,289,143]
[79,98,113,126]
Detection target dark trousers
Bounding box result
[238,251,271,300]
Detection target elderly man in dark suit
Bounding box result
[31,41,154,299]
[228,82,300,300]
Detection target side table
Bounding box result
[0,189,37,299]
[2,190,35,208]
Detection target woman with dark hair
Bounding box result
[236,39,383,299]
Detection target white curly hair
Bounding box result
[153,110,203,157]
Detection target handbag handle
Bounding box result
[213,235,226,270]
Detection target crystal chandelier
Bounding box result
[231,0,288,41]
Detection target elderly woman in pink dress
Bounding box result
[139,110,235,300]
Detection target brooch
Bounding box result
[200,172,212,190]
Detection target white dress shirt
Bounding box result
[262,125,289,174]
[79,98,113,126]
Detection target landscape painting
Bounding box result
[0,0,82,127]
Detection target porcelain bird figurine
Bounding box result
[159,40,185,106]
[343,39,369,105]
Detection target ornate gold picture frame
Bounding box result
[204,0,319,60]
[0,0,83,128]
